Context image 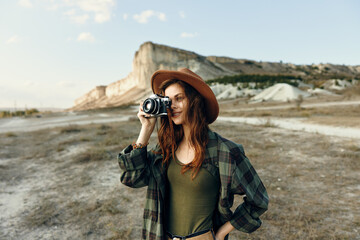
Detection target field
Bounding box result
[0,98,359,239]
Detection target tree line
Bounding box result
[207,74,302,89]
[0,108,40,118]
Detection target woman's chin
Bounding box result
[172,120,181,125]
[172,118,183,125]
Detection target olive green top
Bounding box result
[165,155,220,236]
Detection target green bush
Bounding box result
[0,108,40,118]
[207,74,301,88]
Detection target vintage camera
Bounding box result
[142,94,171,117]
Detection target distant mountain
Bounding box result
[71,42,360,111]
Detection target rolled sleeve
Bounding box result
[229,154,269,233]
[118,144,148,171]
[118,145,151,188]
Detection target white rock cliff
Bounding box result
[71,42,235,110]
[71,42,360,111]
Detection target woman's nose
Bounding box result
[171,101,177,109]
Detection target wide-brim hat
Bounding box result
[151,68,219,124]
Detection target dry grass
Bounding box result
[23,192,131,238]
[304,116,360,128]
[222,105,360,118]
[258,118,277,128]
[342,84,360,99]
[0,110,359,239]
[5,132,17,137]
[24,197,64,227]
[221,102,360,128]
[73,148,112,163]
[60,124,82,133]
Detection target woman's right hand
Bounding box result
[137,101,157,130]
[135,102,157,145]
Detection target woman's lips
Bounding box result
[172,112,180,118]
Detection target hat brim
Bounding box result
[151,69,219,124]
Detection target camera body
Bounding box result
[142,94,171,117]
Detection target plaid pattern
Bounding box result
[118,130,268,240]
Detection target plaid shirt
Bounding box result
[118,130,268,240]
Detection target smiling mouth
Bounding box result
[172,112,181,117]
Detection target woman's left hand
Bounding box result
[214,221,235,240]
[214,234,224,240]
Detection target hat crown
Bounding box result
[177,68,203,81]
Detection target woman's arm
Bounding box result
[117,102,157,188]
[229,148,269,233]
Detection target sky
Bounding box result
[1,0,359,109]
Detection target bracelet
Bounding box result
[132,142,148,149]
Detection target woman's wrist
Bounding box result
[215,230,226,240]
[136,126,153,146]
[216,221,235,239]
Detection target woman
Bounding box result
[118,68,268,240]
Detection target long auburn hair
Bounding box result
[157,79,209,179]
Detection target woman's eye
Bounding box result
[176,97,184,101]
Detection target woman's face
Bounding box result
[164,83,188,125]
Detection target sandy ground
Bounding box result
[218,116,360,139]
[1,101,359,139]
[224,100,360,112]
[0,111,132,134]
[3,113,360,139]
[0,99,359,239]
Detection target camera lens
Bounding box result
[145,102,152,111]
[143,98,157,114]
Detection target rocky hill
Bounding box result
[71,42,360,111]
